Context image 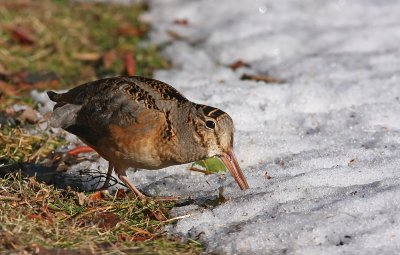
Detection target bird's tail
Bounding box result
[47,90,81,128]
[47,91,62,102]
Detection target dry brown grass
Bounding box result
[0,126,65,163]
[0,173,201,254]
[0,0,169,86]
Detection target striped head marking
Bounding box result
[192,104,235,158]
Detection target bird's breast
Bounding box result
[97,108,181,170]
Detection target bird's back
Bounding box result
[47,76,189,156]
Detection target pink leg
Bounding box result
[118,174,146,199]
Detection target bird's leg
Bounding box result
[117,174,147,199]
[99,162,114,190]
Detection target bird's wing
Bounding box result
[47,77,164,146]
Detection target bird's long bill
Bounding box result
[221,149,249,190]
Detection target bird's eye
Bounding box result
[205,120,216,129]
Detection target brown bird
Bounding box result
[47,76,249,198]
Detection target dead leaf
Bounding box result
[166,29,186,40]
[348,158,356,166]
[241,73,285,84]
[118,232,152,242]
[5,70,27,84]
[0,63,6,74]
[19,108,39,123]
[128,226,154,237]
[26,207,54,223]
[7,25,36,45]
[4,107,16,116]
[28,176,39,188]
[118,233,129,242]
[21,79,60,91]
[124,52,136,76]
[229,59,250,70]
[0,231,22,250]
[88,191,105,203]
[73,52,101,61]
[77,192,87,206]
[173,19,189,26]
[2,71,60,91]
[129,236,153,241]
[95,212,121,230]
[116,188,126,198]
[0,81,18,96]
[23,71,59,84]
[148,208,168,221]
[264,172,272,179]
[2,1,32,11]
[102,50,118,69]
[117,23,147,37]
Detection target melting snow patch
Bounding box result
[145,0,400,254]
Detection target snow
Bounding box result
[142,0,400,254]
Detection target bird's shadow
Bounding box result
[0,156,227,207]
[0,159,121,192]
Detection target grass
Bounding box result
[0,0,201,254]
[0,173,201,254]
[0,126,65,163]
[0,0,169,85]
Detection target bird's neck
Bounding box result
[169,104,208,164]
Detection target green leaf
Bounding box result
[191,156,227,174]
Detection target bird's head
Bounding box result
[191,104,249,190]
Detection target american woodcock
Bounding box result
[47,76,249,198]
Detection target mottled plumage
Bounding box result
[47,76,249,198]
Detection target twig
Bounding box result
[71,205,113,220]
[161,214,191,223]
[189,167,214,175]
[0,195,21,201]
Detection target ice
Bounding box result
[142,0,400,254]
